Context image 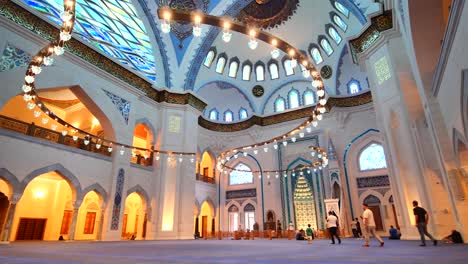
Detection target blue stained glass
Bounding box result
[334,1,349,17]
[348,81,360,94]
[328,27,342,44]
[229,163,253,185]
[23,0,157,81]
[224,111,233,122]
[239,108,248,119]
[310,48,323,65]
[289,90,300,108]
[333,15,348,32]
[209,109,218,120]
[359,143,388,171]
[303,90,315,105]
[320,39,334,56]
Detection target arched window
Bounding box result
[269,62,279,79]
[328,26,342,44]
[228,205,239,232]
[239,108,248,120]
[215,56,226,73]
[303,90,315,105]
[204,50,215,67]
[334,1,349,17]
[283,60,294,76]
[310,48,323,65]
[256,65,265,81]
[229,163,253,185]
[333,14,348,32]
[228,61,239,78]
[209,109,218,120]
[288,90,300,109]
[244,204,255,231]
[359,143,388,171]
[224,110,233,122]
[274,97,286,112]
[242,64,251,80]
[320,38,334,56]
[348,80,360,94]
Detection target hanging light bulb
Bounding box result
[41,118,48,125]
[267,173,270,179]
[284,173,287,178]
[307,169,311,174]
[31,65,42,74]
[155,152,160,160]
[273,141,278,150]
[96,141,102,149]
[317,89,325,97]
[299,132,304,138]
[275,173,279,179]
[253,149,258,155]
[43,56,53,66]
[316,114,323,121]
[282,140,288,147]
[226,156,230,161]
[61,10,73,21]
[179,154,183,162]
[291,137,297,143]
[73,135,78,141]
[292,172,296,177]
[234,153,239,159]
[132,151,137,158]
[263,144,268,153]
[258,174,262,179]
[60,31,72,41]
[22,84,32,93]
[192,15,202,37]
[314,168,317,172]
[270,39,280,59]
[119,146,125,155]
[222,21,232,43]
[84,137,90,145]
[54,46,64,56]
[248,29,258,50]
[161,10,171,33]
[108,143,113,153]
[51,124,57,131]
[61,130,68,136]
[167,155,172,162]
[311,151,316,157]
[312,120,318,127]
[312,79,323,88]
[306,126,312,133]
[25,75,34,84]
[319,98,327,106]
[243,152,248,157]
[23,94,32,102]
[143,153,149,159]
[190,154,195,163]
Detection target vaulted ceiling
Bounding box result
[19,0,382,123]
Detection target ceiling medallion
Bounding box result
[252,85,265,97]
[237,0,300,30]
[320,65,333,79]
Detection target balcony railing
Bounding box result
[0,114,112,156]
[130,153,153,167]
[196,173,215,184]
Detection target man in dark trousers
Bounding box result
[413,200,437,246]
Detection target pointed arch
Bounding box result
[21,163,81,201]
[200,197,216,217]
[0,168,20,198]
[78,183,109,208]
[126,184,151,214]
[134,117,156,145]
[288,89,301,109]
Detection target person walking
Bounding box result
[412,200,437,246]
[306,224,314,244]
[362,203,384,247]
[327,211,341,244]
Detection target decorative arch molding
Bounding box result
[134,117,157,145]
[242,199,257,210]
[0,168,20,198]
[126,184,151,213]
[261,80,312,114]
[78,183,109,208]
[226,200,242,213]
[200,197,217,217]
[20,163,82,202]
[359,190,384,205]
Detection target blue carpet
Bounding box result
[0,238,467,263]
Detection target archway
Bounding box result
[363,194,384,231]
[74,191,102,240]
[0,179,9,239]
[228,204,239,232]
[131,121,155,166]
[200,200,215,238]
[199,150,215,183]
[12,171,75,241]
[243,203,255,231]
[122,192,146,240]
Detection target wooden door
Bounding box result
[202,216,207,238]
[60,210,73,235]
[0,193,9,237]
[369,206,384,231]
[16,218,46,240]
[121,214,128,237]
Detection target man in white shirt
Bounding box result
[362,203,384,247]
[327,211,341,244]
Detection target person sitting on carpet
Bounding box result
[389,225,400,240]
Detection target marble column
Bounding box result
[1,193,21,241]
[68,200,82,240]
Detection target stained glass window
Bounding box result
[239,108,248,120]
[328,27,342,44]
[204,50,215,67]
[229,163,253,185]
[284,60,294,76]
[359,143,388,171]
[289,90,300,108]
[334,1,350,17]
[256,65,265,81]
[242,64,251,80]
[333,15,348,32]
[216,57,226,73]
[274,97,286,112]
[310,48,323,65]
[269,63,279,79]
[228,61,239,78]
[348,80,360,94]
[224,110,233,122]
[209,109,218,120]
[320,38,334,56]
[303,90,315,105]
[23,0,157,81]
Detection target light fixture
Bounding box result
[155,153,160,160]
[282,140,288,147]
[306,126,312,133]
[270,39,280,59]
[72,135,78,141]
[234,154,239,159]
[248,29,258,50]
[291,137,297,143]
[43,56,53,66]
[179,154,183,162]
[23,94,32,102]
[222,21,232,43]
[190,155,195,163]
[108,143,113,153]
[319,98,327,105]
[312,120,318,127]
[60,31,72,41]
[51,124,57,131]
[84,137,90,145]
[22,84,32,93]
[243,152,248,157]
[25,75,34,84]
[119,146,125,155]
[54,46,64,56]
[31,65,42,74]
[316,114,323,121]
[61,10,73,22]
[193,15,202,37]
[299,132,304,138]
[317,89,325,97]
[96,141,102,149]
[263,144,268,152]
[41,118,48,125]
[161,9,172,33]
[312,79,322,88]
[253,149,258,155]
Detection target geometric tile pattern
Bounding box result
[111,168,125,230]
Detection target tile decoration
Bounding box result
[0,43,32,72]
[102,89,131,124]
[110,168,125,230]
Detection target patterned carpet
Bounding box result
[0,238,467,264]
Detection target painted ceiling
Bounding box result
[19,0,381,123]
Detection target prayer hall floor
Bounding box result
[1,238,467,264]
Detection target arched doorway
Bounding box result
[198,151,215,183]
[244,204,255,231]
[228,205,239,232]
[131,122,154,166]
[364,194,384,231]
[200,200,214,238]
[12,171,75,241]
[122,192,146,240]
[75,191,102,240]
[0,191,9,239]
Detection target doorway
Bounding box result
[15,218,47,240]
[0,192,9,237]
[202,216,207,238]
